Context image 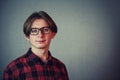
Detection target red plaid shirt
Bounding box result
[3,48,69,80]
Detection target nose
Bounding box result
[37,30,44,38]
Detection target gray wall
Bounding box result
[0,0,120,80]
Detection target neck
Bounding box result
[31,47,49,63]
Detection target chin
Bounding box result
[38,47,46,49]
[37,45,47,49]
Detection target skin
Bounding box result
[25,19,56,62]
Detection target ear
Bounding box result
[24,34,30,41]
[51,32,56,39]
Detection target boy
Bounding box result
[3,11,69,80]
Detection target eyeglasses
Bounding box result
[30,27,51,35]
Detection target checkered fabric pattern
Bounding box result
[3,48,69,80]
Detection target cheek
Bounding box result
[29,36,36,42]
[46,37,52,42]
[47,34,54,40]
[49,33,56,39]
[45,36,53,43]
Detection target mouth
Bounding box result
[36,40,46,43]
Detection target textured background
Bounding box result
[0,0,120,80]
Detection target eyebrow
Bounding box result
[31,27,50,29]
[31,26,50,28]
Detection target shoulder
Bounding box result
[4,54,26,73]
[51,56,66,68]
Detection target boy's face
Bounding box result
[26,19,56,49]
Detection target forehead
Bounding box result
[31,19,49,28]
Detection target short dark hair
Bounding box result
[23,11,57,37]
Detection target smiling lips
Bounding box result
[36,40,46,43]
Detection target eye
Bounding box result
[42,28,51,33]
[44,28,49,32]
[31,29,38,33]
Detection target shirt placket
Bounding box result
[43,64,49,80]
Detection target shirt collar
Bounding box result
[26,48,52,65]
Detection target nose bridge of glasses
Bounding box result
[38,28,44,34]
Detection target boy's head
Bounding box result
[23,11,57,37]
